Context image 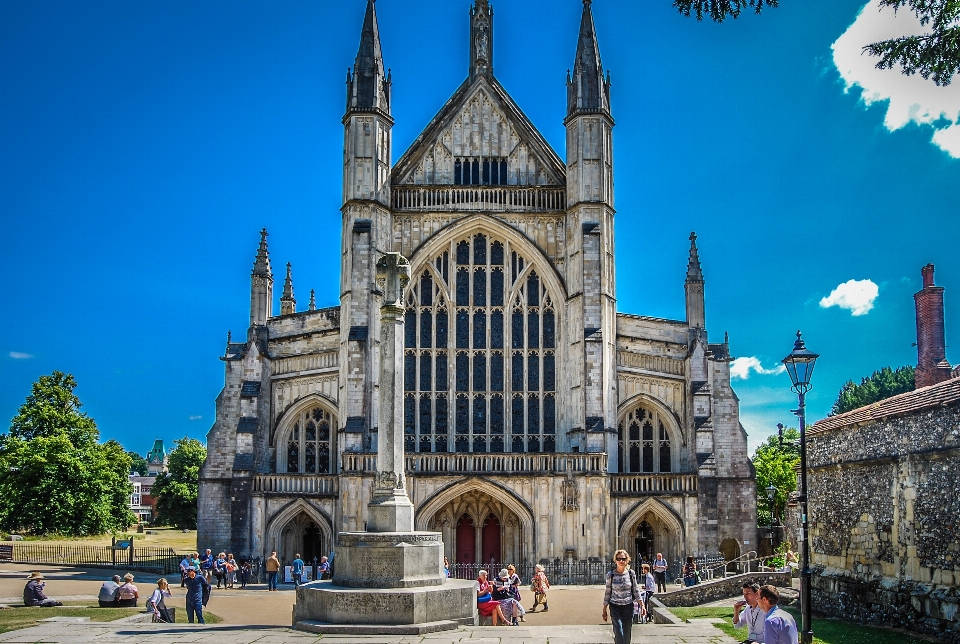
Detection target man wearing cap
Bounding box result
[23,572,61,607]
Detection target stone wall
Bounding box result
[807,394,960,642]
[655,571,791,607]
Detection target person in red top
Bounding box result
[476,570,507,626]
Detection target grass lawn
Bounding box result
[669,606,935,644]
[13,527,197,551]
[0,602,221,633]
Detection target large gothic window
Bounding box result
[618,406,673,473]
[404,234,557,453]
[284,407,333,474]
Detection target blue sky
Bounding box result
[2,0,958,457]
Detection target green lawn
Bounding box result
[669,606,934,644]
[0,602,221,633]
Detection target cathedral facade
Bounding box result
[198,0,756,570]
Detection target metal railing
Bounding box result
[340,452,608,475]
[611,474,698,495]
[392,185,567,213]
[4,543,189,575]
[672,554,727,583]
[252,474,338,496]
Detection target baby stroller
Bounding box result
[633,590,651,624]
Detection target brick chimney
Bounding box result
[914,263,952,388]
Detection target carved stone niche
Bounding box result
[561,479,580,512]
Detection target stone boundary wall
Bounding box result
[654,572,791,607]
[807,400,960,642]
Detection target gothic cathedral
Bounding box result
[198,0,756,570]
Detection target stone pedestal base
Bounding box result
[292,580,477,631]
[333,531,444,589]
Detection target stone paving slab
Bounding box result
[0,622,738,644]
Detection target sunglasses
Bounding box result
[615,557,627,562]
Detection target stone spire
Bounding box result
[308,289,316,312]
[280,262,297,315]
[346,0,391,115]
[249,228,274,327]
[567,0,610,117]
[251,228,272,277]
[685,232,705,328]
[469,0,494,80]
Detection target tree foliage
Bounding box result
[673,0,778,23]
[830,365,915,416]
[864,0,960,86]
[0,372,136,535]
[127,450,149,476]
[152,437,206,529]
[675,0,960,86]
[753,427,800,527]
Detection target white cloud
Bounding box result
[188,415,203,421]
[9,351,34,359]
[730,357,787,380]
[832,3,960,157]
[819,278,879,316]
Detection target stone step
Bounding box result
[294,619,460,635]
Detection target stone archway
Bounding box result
[263,499,333,562]
[418,481,532,571]
[619,498,685,572]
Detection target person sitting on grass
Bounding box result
[23,572,62,607]
[116,573,139,607]
[97,575,122,607]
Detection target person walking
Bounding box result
[758,585,798,644]
[652,553,668,593]
[291,553,305,586]
[318,555,330,580]
[146,578,173,623]
[265,551,281,591]
[733,581,766,643]
[200,549,214,582]
[640,563,656,623]
[682,556,698,587]
[97,575,121,607]
[529,564,550,612]
[225,554,238,588]
[179,556,191,587]
[183,567,210,624]
[602,549,641,644]
[506,565,525,622]
[239,560,252,589]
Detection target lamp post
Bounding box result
[765,483,777,552]
[782,330,818,644]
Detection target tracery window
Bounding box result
[284,407,333,474]
[404,233,557,453]
[618,406,673,473]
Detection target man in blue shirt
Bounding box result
[318,555,331,580]
[183,568,210,624]
[758,585,798,644]
[291,553,305,586]
[199,549,213,582]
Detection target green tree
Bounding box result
[0,372,136,535]
[830,365,915,416]
[127,450,149,476]
[752,427,800,527]
[152,437,206,529]
[674,0,960,86]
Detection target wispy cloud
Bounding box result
[9,351,34,359]
[832,3,960,157]
[188,415,203,421]
[731,357,787,380]
[819,279,879,316]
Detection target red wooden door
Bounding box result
[456,515,475,565]
[481,514,501,566]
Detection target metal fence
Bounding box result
[4,542,189,575]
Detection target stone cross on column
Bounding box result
[368,252,415,533]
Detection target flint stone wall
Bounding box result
[807,400,960,642]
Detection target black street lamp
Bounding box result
[765,483,777,551]
[782,330,818,644]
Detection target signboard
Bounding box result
[0,545,12,561]
[283,566,313,584]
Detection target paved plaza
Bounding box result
[2,563,739,642]
[0,621,737,644]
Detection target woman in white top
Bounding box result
[147,578,173,623]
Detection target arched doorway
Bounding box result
[279,512,326,564]
[634,521,654,565]
[720,538,741,573]
[456,515,476,565]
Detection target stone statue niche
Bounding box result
[292,252,477,635]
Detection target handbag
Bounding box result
[477,592,492,604]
